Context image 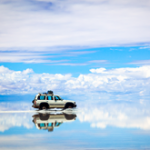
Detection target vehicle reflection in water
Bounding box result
[32,112,77,132]
[0,101,150,149]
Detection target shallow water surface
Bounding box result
[0,95,150,150]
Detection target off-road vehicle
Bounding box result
[32,91,77,110]
[32,112,76,132]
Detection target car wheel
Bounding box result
[68,105,72,108]
[39,113,49,120]
[65,104,73,109]
[64,114,76,120]
[40,104,48,110]
[42,106,46,109]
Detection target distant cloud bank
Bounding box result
[0,65,150,96]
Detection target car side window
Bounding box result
[47,96,53,100]
[38,96,45,100]
[54,96,61,100]
[39,123,45,127]
[48,123,53,127]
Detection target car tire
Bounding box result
[64,114,76,120]
[64,103,73,109]
[68,105,73,108]
[39,113,49,120]
[39,103,48,110]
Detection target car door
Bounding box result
[46,95,55,108]
[54,96,65,108]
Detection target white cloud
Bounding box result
[22,68,34,74]
[78,100,150,130]
[0,50,97,64]
[0,65,12,73]
[0,65,150,96]
[139,46,150,49]
[90,68,106,73]
[0,112,33,132]
[129,60,150,65]
[0,52,49,63]
[90,65,150,78]
[0,102,34,132]
[0,0,150,51]
[0,65,73,94]
[0,52,69,63]
[0,102,35,132]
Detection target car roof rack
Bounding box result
[47,90,53,95]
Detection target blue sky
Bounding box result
[1,46,150,75]
[0,0,150,95]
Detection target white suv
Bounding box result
[32,113,76,132]
[32,91,77,110]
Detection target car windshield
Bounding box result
[58,96,63,100]
[55,122,62,127]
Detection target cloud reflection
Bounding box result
[0,99,150,132]
[0,113,33,132]
[78,100,150,130]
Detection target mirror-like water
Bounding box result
[0,95,150,150]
